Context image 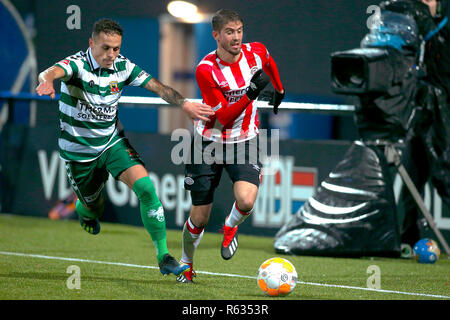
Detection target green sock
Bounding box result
[133,176,169,262]
[75,199,103,220]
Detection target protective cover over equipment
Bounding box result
[352,48,419,141]
[274,141,401,257]
[361,10,420,51]
[425,86,450,205]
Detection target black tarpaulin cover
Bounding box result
[274,141,401,257]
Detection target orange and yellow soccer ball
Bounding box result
[257,257,298,297]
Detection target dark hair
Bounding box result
[212,9,243,32]
[92,19,123,38]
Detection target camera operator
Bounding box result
[399,0,449,250]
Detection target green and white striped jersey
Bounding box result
[54,47,152,162]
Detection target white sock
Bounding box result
[225,202,253,228]
[181,217,204,264]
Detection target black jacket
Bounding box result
[425,17,450,98]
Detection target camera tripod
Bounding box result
[367,140,450,256]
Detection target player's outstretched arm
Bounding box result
[36,66,66,99]
[144,78,214,122]
[263,54,285,114]
[210,69,270,127]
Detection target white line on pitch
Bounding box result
[0,250,449,299]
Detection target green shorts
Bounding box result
[65,138,144,207]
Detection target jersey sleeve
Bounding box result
[196,63,251,127]
[54,56,79,82]
[251,42,283,92]
[125,60,153,88]
[196,63,227,112]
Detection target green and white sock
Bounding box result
[133,176,169,262]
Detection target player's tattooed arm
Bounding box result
[144,77,186,107]
[144,77,214,122]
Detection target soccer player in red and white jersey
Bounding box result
[177,9,285,283]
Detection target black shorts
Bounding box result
[184,134,262,203]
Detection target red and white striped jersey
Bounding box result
[195,42,283,144]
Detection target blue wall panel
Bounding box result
[115,17,159,132]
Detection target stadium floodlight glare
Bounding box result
[167,1,203,23]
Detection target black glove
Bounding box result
[246,69,270,100]
[269,89,285,114]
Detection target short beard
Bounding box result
[225,44,241,56]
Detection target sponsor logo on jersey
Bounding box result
[224,88,247,103]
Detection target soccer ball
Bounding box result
[257,257,298,297]
[413,238,440,264]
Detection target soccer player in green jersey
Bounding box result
[36,19,214,276]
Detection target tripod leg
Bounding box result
[396,163,450,255]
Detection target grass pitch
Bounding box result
[0,214,449,300]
